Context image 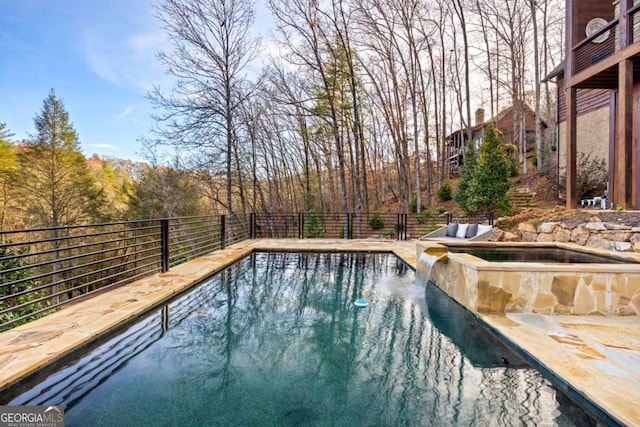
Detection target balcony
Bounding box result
[570,3,640,88]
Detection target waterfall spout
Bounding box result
[416,245,448,288]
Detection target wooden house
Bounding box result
[546,60,611,177]
[558,0,640,209]
[446,103,546,175]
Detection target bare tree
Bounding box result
[529,0,542,176]
[150,0,260,217]
[451,0,472,142]
[269,0,352,215]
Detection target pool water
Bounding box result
[3,252,595,426]
[447,246,632,263]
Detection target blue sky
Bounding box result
[0,1,273,162]
[0,0,173,161]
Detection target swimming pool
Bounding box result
[2,252,595,425]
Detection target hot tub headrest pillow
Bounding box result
[465,223,478,238]
[446,223,458,237]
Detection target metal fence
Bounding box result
[0,210,468,330]
[0,214,249,331]
[249,211,448,240]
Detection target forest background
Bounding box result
[0,0,565,232]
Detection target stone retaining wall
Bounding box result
[493,221,640,253]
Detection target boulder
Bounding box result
[502,232,519,242]
[518,222,537,233]
[585,222,607,231]
[553,229,572,243]
[602,231,633,241]
[571,225,589,246]
[586,235,615,251]
[560,220,582,230]
[615,242,633,252]
[537,233,554,242]
[538,222,559,233]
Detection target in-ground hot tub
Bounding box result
[416,242,640,315]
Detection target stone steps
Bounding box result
[510,188,537,211]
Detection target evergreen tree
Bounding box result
[470,126,512,215]
[18,90,108,227]
[454,126,511,216]
[0,122,12,141]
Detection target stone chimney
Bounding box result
[475,108,485,126]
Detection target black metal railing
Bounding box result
[0,211,451,330]
[249,212,445,240]
[573,17,617,75]
[0,215,249,331]
[572,3,640,76]
[445,213,494,226]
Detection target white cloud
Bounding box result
[80,0,172,94]
[130,32,165,53]
[117,105,135,120]
[83,27,170,93]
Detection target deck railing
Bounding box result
[572,3,640,76]
[573,18,617,75]
[0,211,464,330]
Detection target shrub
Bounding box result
[368,211,385,230]
[558,152,607,202]
[437,182,453,202]
[507,155,519,177]
[0,245,48,331]
[304,210,325,238]
[409,195,418,213]
[415,211,432,225]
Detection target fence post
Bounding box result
[401,213,408,240]
[249,212,255,239]
[220,215,226,249]
[161,219,169,273]
[299,212,304,239]
[350,213,355,239]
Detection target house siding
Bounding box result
[558,107,610,168]
[557,75,611,122]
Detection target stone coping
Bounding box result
[1,239,639,425]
